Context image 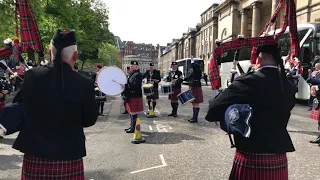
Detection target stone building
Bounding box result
[122,55,158,74]
[157,0,320,75]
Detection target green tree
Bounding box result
[98,43,120,67]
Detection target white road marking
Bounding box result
[149,125,153,131]
[153,121,172,132]
[130,154,167,174]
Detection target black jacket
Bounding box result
[124,70,143,98]
[13,63,99,160]
[188,68,202,87]
[166,70,183,89]
[143,70,161,88]
[206,67,296,153]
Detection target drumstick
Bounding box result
[112,79,122,85]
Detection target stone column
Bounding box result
[252,2,262,37]
[240,9,249,37]
[212,18,218,48]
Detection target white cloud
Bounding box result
[103,0,221,46]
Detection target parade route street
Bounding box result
[1,85,320,180]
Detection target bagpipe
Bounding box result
[209,0,300,91]
[208,0,300,148]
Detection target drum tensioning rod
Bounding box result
[112,79,122,85]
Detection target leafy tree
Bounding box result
[0,0,115,68]
[98,43,120,67]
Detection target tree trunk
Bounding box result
[81,60,86,71]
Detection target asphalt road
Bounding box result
[1,85,320,180]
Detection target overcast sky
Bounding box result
[102,0,221,46]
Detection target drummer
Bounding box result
[121,61,143,133]
[143,63,161,116]
[187,62,203,123]
[92,65,105,116]
[122,66,131,114]
[166,62,183,117]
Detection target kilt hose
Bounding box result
[21,154,84,180]
[147,87,159,100]
[190,86,203,104]
[229,150,288,180]
[0,102,5,111]
[168,88,181,101]
[310,108,320,121]
[126,97,144,113]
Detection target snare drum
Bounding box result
[177,90,195,106]
[143,84,154,96]
[161,84,172,94]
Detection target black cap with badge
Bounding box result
[171,62,177,66]
[131,61,138,65]
[150,63,154,66]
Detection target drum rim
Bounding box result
[96,66,127,96]
[181,98,195,106]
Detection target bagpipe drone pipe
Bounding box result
[208,0,300,148]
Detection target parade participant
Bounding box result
[166,62,183,117]
[206,44,296,179]
[92,65,106,116]
[307,63,320,110]
[187,62,203,123]
[122,61,143,133]
[309,84,320,144]
[12,29,99,179]
[122,66,130,114]
[143,63,161,116]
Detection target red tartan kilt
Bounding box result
[169,88,181,101]
[147,88,159,100]
[229,150,288,180]
[310,108,320,121]
[190,86,203,104]
[126,97,144,113]
[21,154,84,180]
[0,102,5,111]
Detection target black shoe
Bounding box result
[123,110,128,114]
[309,138,320,143]
[188,119,198,123]
[125,128,134,133]
[168,113,174,116]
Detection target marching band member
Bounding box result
[187,62,203,123]
[143,63,161,116]
[0,78,12,138]
[12,29,98,179]
[206,44,296,179]
[92,65,105,116]
[166,62,183,117]
[122,66,130,114]
[122,61,143,133]
[309,84,320,144]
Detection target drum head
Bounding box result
[97,66,127,96]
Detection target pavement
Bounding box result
[1,85,320,180]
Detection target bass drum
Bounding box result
[96,66,127,96]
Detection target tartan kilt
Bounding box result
[21,154,84,180]
[168,88,181,101]
[126,97,144,113]
[310,108,320,121]
[0,102,5,111]
[147,87,159,100]
[229,150,288,180]
[190,86,203,104]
